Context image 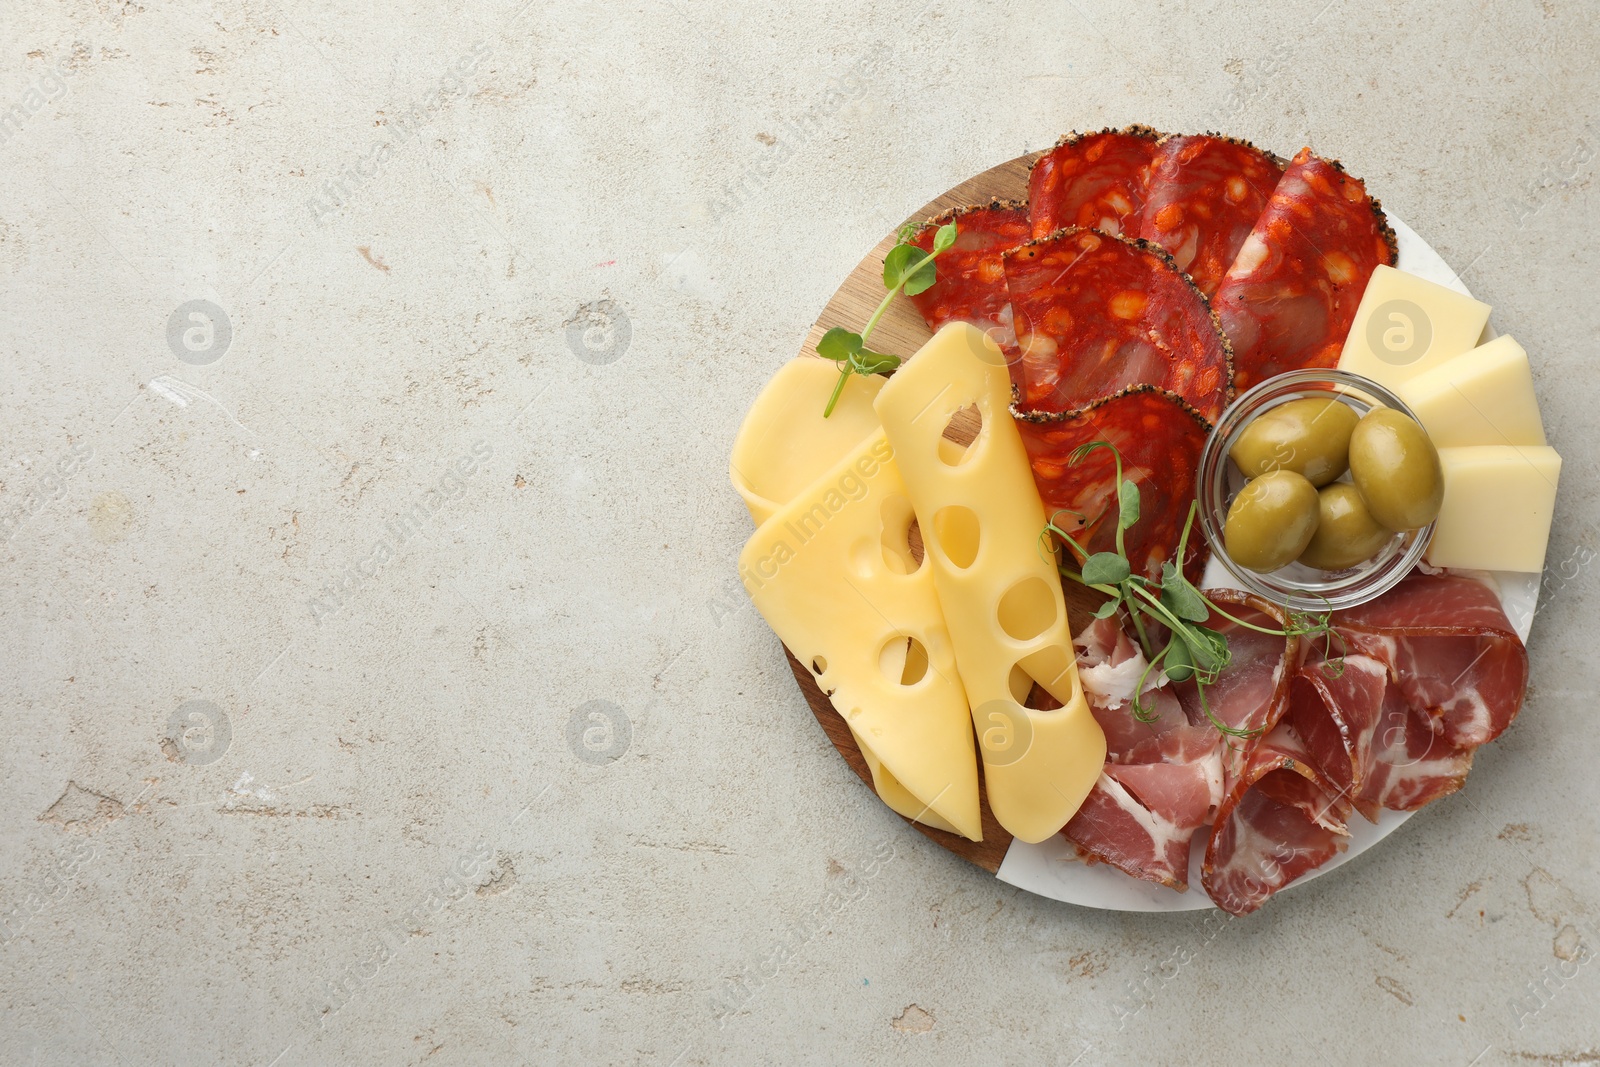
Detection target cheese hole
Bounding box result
[879,636,930,687]
[931,505,980,569]
[1007,662,1032,704]
[997,576,1059,642]
[879,496,920,575]
[811,656,827,675]
[1018,646,1078,707]
[938,404,983,466]
[1023,682,1064,711]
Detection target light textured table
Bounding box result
[2,2,1596,1063]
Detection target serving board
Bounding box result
[785,150,1534,911]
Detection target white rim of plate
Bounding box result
[995,213,1540,912]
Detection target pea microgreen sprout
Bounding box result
[817,220,958,417]
[1041,442,1342,738]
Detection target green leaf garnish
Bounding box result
[883,243,939,296]
[1184,625,1229,675]
[1163,634,1195,682]
[1119,478,1141,531]
[852,350,900,375]
[1081,552,1131,587]
[1159,561,1211,623]
[817,327,860,362]
[821,221,958,417]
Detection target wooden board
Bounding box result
[787,149,1105,875]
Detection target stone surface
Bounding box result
[1,1,1597,1064]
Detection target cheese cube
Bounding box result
[1425,445,1562,573]
[1396,336,1546,448]
[1338,265,1491,389]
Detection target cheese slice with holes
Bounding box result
[737,429,982,840]
[874,323,1106,843]
[730,358,886,525]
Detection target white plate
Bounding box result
[996,214,1540,912]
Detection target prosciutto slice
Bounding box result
[1074,616,1217,765]
[1064,593,1296,894]
[1355,682,1476,820]
[1173,591,1300,747]
[1064,617,1221,889]
[1064,768,1212,890]
[1334,573,1528,747]
[1287,653,1388,802]
[1202,724,1352,916]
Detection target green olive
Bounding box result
[1298,483,1396,570]
[1348,408,1444,531]
[1228,397,1359,487]
[1224,470,1321,572]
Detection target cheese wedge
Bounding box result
[738,430,983,840]
[1426,445,1561,573]
[1395,336,1546,449]
[1338,265,1491,389]
[874,323,1106,843]
[730,358,885,525]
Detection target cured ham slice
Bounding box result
[1202,724,1352,916]
[1288,653,1388,801]
[1028,126,1160,239]
[1004,228,1233,420]
[1133,134,1284,297]
[1064,598,1297,894]
[1211,147,1397,391]
[1016,386,1211,582]
[1334,573,1528,747]
[903,200,1030,346]
[1066,617,1221,889]
[1064,767,1211,890]
[1172,590,1299,747]
[1064,574,1521,913]
[1355,684,1476,820]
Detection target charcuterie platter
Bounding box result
[730,131,1557,914]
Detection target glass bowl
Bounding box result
[1196,368,1435,613]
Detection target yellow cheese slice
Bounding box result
[1395,335,1546,449]
[1425,444,1562,573]
[1338,265,1491,390]
[873,323,1106,844]
[730,358,885,525]
[848,725,962,835]
[738,429,983,840]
